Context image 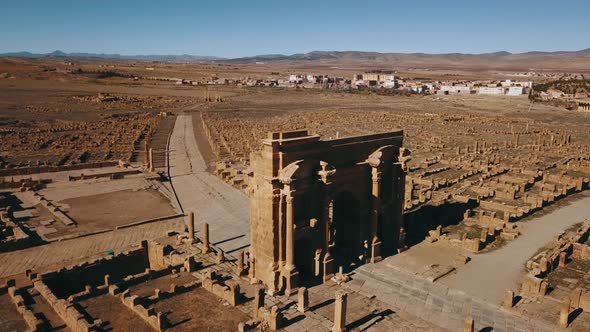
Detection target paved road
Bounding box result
[439,193,590,303]
[168,114,250,255]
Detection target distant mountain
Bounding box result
[0,50,225,62]
[222,49,590,72]
[2,48,590,71]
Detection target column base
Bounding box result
[282,268,299,295]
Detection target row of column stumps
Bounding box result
[187,211,209,253]
[187,211,247,274]
[186,209,347,331]
[502,287,577,329]
[252,285,346,331]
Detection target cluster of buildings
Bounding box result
[163,71,534,97]
[435,79,533,96]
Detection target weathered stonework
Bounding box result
[248,129,407,294]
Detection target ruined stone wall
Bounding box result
[41,246,148,299]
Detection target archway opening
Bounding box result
[331,191,364,270]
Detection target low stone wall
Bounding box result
[107,273,201,331]
[6,285,44,331]
[39,245,148,299]
[201,270,241,306]
[522,221,590,298]
[67,169,141,181]
[0,161,119,177]
[0,209,32,252]
[34,280,98,332]
[0,177,51,190]
[118,290,165,331]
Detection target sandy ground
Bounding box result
[0,294,28,331]
[63,188,175,228]
[80,294,153,331]
[439,192,590,303]
[167,114,249,255]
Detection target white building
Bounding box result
[478,87,505,95]
[506,86,525,96]
[440,85,471,94]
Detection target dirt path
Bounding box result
[439,192,590,303]
[167,113,249,255]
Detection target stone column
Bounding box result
[503,290,514,308]
[318,162,336,280]
[278,193,284,267]
[202,222,210,253]
[253,286,265,319]
[144,143,149,168]
[559,296,570,329]
[370,167,382,263]
[332,291,347,332]
[539,256,548,275]
[236,250,245,276]
[285,193,295,271]
[559,251,567,267]
[283,190,298,294]
[322,200,334,282]
[463,318,474,332]
[188,211,195,244]
[298,287,309,313]
[149,148,155,172]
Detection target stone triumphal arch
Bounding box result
[248,129,409,294]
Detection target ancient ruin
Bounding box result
[248,129,407,294]
[2,23,590,330]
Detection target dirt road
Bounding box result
[439,193,590,303]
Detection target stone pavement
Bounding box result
[167,113,250,255]
[272,281,441,332]
[349,259,556,332]
[0,217,184,278]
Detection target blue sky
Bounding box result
[1,0,589,57]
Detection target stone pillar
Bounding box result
[213,249,222,262]
[323,250,334,282]
[539,256,548,275]
[104,274,111,286]
[253,286,265,319]
[278,194,284,267]
[559,251,567,268]
[559,296,570,329]
[188,212,195,244]
[332,291,347,332]
[463,318,474,332]
[297,287,309,313]
[503,290,514,308]
[202,222,210,253]
[572,288,582,309]
[236,250,245,276]
[285,194,295,271]
[149,148,155,172]
[284,193,298,294]
[144,143,149,168]
[480,229,488,243]
[370,167,382,263]
[322,201,335,283]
